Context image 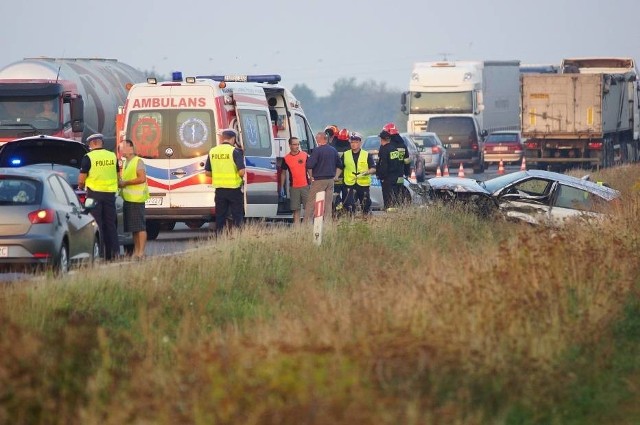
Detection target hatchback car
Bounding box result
[0,135,133,254]
[427,170,620,226]
[409,132,448,175]
[0,168,99,273]
[483,131,523,167]
[362,133,426,182]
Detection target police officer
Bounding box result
[342,132,376,215]
[78,133,120,260]
[205,129,246,235]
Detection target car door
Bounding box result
[497,178,554,225]
[549,183,603,226]
[48,174,94,260]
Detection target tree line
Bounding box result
[292,78,406,137]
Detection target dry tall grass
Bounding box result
[1,166,640,424]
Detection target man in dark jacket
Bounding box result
[376,131,403,210]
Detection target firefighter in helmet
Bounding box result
[383,122,411,205]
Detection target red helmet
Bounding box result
[337,128,350,141]
[324,124,339,137]
[382,122,399,135]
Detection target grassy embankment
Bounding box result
[1,166,640,424]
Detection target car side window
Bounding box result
[56,175,81,208]
[553,184,593,211]
[512,178,551,196]
[48,175,69,204]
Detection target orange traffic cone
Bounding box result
[443,164,450,177]
[520,156,527,171]
[458,163,465,177]
[436,166,442,177]
[410,169,417,183]
[497,159,505,175]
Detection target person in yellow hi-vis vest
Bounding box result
[342,132,376,215]
[205,129,246,236]
[118,139,150,259]
[78,133,120,261]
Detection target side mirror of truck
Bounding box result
[70,96,85,133]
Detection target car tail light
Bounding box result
[525,141,539,149]
[588,141,603,150]
[431,146,441,154]
[76,190,87,206]
[28,209,55,224]
[471,143,479,151]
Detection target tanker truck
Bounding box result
[0,57,146,150]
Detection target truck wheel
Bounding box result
[160,221,176,231]
[146,221,161,240]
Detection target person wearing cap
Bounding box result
[342,132,376,216]
[304,131,342,223]
[78,133,121,260]
[205,129,246,235]
[376,130,403,211]
[118,139,149,259]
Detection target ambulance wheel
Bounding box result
[146,221,161,240]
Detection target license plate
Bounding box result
[0,246,8,257]
[146,197,163,206]
[493,146,509,152]
[449,143,460,148]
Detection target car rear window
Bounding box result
[0,141,86,168]
[486,134,519,143]
[0,177,41,205]
[426,117,476,136]
[363,136,380,151]
[412,135,439,148]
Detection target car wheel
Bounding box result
[91,235,100,264]
[146,221,161,240]
[55,242,69,275]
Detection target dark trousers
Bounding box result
[333,183,348,207]
[381,178,398,209]
[88,190,119,260]
[215,187,244,234]
[343,184,371,214]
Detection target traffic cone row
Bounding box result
[436,166,442,177]
[497,159,505,175]
[458,163,465,177]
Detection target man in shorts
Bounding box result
[280,137,310,225]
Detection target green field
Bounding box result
[1,166,639,424]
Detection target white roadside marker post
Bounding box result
[313,191,325,246]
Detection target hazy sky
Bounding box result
[2,0,639,95]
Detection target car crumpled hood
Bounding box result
[426,177,490,194]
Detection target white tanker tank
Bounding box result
[0,57,146,149]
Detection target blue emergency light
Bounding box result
[196,74,282,84]
[10,158,22,166]
[172,71,183,82]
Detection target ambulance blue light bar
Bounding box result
[196,74,282,84]
[172,71,183,82]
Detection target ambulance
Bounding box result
[116,73,316,239]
